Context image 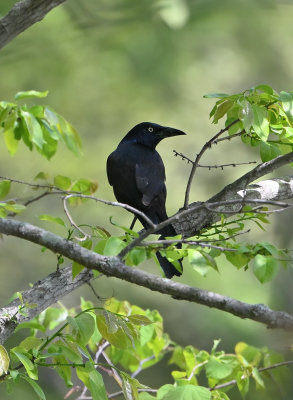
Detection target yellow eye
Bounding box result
[148,127,154,132]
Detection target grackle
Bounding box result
[106,122,186,278]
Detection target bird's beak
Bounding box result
[162,126,187,138]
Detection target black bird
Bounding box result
[106,122,186,278]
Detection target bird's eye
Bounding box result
[148,127,154,132]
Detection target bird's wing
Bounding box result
[135,162,166,207]
[106,152,115,186]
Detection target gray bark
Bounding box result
[0,0,66,50]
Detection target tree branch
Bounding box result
[0,218,293,345]
[0,0,66,50]
[0,265,93,344]
[175,152,293,237]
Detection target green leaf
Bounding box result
[38,124,58,159]
[0,180,11,200]
[127,314,153,326]
[254,84,274,95]
[15,90,49,100]
[56,341,83,363]
[54,113,82,156]
[20,110,46,149]
[4,129,19,156]
[280,91,293,120]
[253,255,279,283]
[40,307,68,330]
[53,355,73,387]
[38,214,66,227]
[72,312,96,345]
[251,104,269,141]
[0,202,26,214]
[0,345,10,376]
[236,371,249,397]
[203,93,230,99]
[260,141,281,162]
[128,247,147,266]
[72,261,85,278]
[20,374,46,400]
[205,357,233,380]
[159,385,211,400]
[235,342,262,365]
[213,100,233,123]
[34,172,49,181]
[53,175,71,190]
[19,337,42,352]
[71,178,98,195]
[11,349,38,380]
[188,249,210,276]
[138,393,156,399]
[77,362,107,400]
[252,367,265,388]
[121,373,139,400]
[96,314,131,349]
[88,368,108,400]
[103,236,126,256]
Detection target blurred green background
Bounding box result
[1,0,293,398]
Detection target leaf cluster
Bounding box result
[0,90,81,159]
[0,298,289,400]
[205,84,293,162]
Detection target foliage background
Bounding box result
[0,0,293,398]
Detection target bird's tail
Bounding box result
[157,223,183,278]
[138,215,183,279]
[156,250,182,278]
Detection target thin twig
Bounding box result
[101,350,122,386]
[63,196,90,241]
[173,150,256,169]
[64,194,156,230]
[212,129,246,144]
[187,360,208,381]
[0,175,63,191]
[184,119,240,209]
[131,354,156,378]
[141,240,238,252]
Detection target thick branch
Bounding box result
[0,0,66,50]
[175,152,293,237]
[0,218,293,345]
[0,266,93,344]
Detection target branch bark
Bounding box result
[0,0,66,50]
[0,266,93,344]
[0,217,293,345]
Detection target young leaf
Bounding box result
[38,214,66,227]
[103,236,127,256]
[251,104,269,141]
[0,180,11,200]
[0,345,10,376]
[253,255,279,283]
[20,110,46,149]
[53,175,71,190]
[158,385,211,400]
[72,313,96,345]
[11,349,38,380]
[15,90,49,100]
[205,357,233,380]
[4,129,19,156]
[87,366,108,400]
[20,374,46,400]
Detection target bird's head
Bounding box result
[120,122,186,149]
